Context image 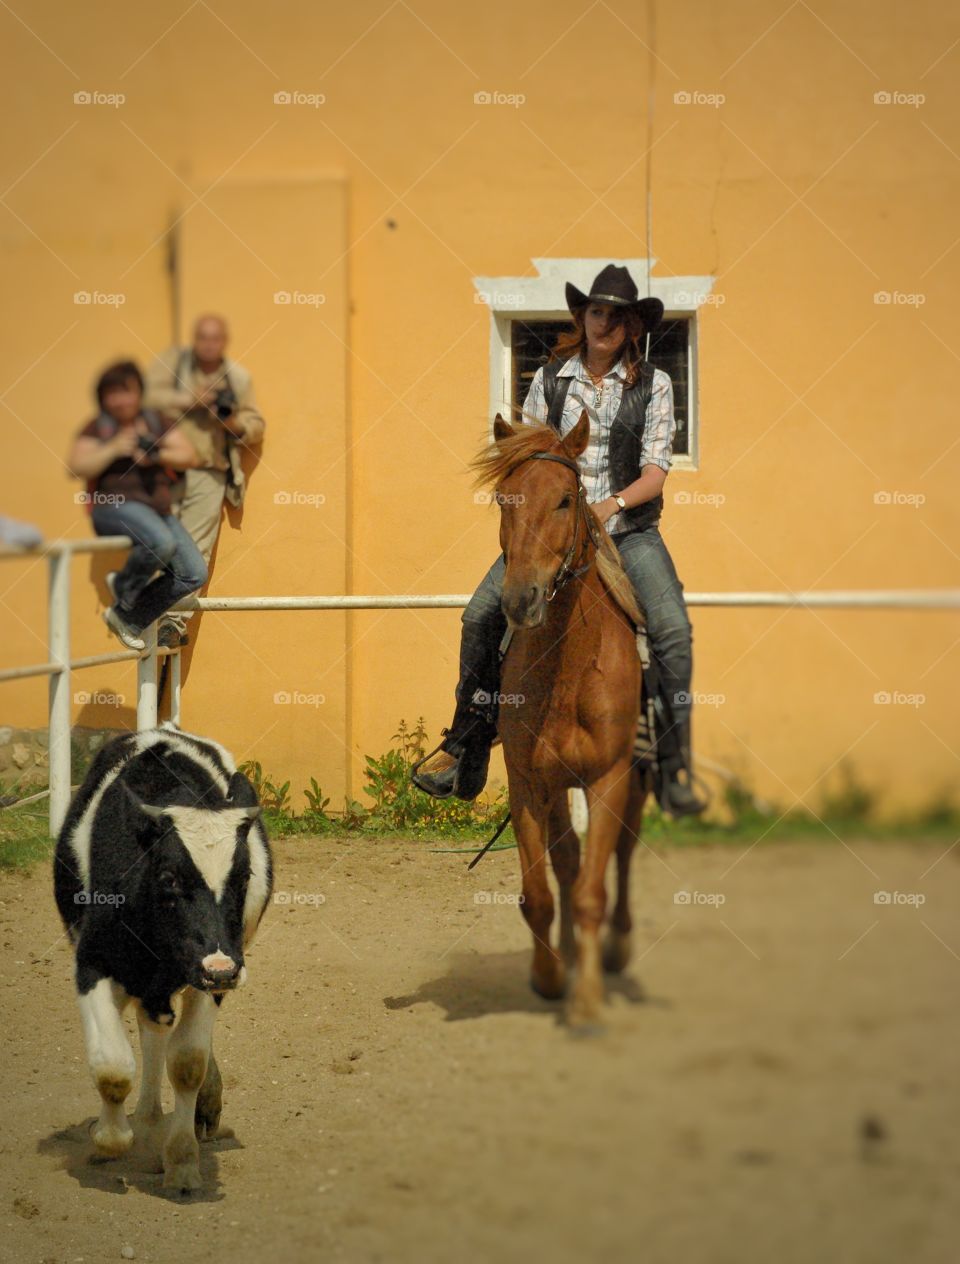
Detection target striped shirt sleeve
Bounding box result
[640,369,677,472]
[520,367,547,425]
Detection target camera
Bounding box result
[213,385,237,421]
[136,433,156,454]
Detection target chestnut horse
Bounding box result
[475,412,648,1028]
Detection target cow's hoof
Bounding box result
[90,1119,134,1156]
[602,930,632,974]
[163,1162,203,1194]
[163,1130,201,1192]
[195,1058,223,1140]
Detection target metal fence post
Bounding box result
[137,626,158,731]
[169,650,182,725]
[47,549,71,838]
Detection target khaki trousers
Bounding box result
[165,467,227,626]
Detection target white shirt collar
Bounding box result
[557,352,628,382]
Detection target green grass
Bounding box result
[2,724,957,874]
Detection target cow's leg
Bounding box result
[195,1043,223,1140]
[603,766,647,974]
[163,987,217,1192]
[547,795,580,968]
[510,787,565,999]
[131,1004,171,1171]
[77,974,136,1155]
[568,760,632,1029]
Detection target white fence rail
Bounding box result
[3,539,960,837]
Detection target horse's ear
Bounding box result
[562,410,590,459]
[493,414,514,442]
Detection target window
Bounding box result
[510,317,693,459]
[475,260,713,471]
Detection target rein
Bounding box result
[512,451,604,601]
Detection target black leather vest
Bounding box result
[542,357,663,532]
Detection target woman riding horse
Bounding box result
[413,263,707,817]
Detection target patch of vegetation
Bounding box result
[240,719,509,841]
[2,728,958,871]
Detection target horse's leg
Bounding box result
[568,760,632,1028]
[603,765,648,974]
[512,789,565,1000]
[547,794,580,969]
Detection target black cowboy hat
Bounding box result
[565,263,664,330]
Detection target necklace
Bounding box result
[585,362,608,408]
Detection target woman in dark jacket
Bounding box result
[414,265,707,817]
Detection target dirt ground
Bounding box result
[2,832,959,1264]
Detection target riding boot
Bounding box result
[656,706,709,817]
[411,621,502,801]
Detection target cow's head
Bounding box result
[125,773,263,995]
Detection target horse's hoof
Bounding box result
[602,930,632,974]
[530,968,566,1001]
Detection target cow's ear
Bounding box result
[121,782,167,821]
[225,770,260,810]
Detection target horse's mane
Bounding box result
[471,423,644,630]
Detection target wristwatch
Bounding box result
[613,494,627,511]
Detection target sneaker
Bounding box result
[103,606,146,651]
[105,570,133,613]
[157,621,188,649]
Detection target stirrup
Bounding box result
[411,735,459,799]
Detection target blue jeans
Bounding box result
[462,524,694,731]
[91,500,207,635]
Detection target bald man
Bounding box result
[144,315,265,645]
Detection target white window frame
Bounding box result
[473,257,716,472]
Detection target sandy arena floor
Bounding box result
[2,833,958,1264]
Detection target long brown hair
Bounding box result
[549,305,649,388]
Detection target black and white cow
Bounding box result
[54,722,272,1192]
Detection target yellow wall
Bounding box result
[1,1,958,817]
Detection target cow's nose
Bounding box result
[200,951,240,991]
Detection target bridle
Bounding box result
[502,451,604,603]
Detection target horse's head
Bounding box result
[475,412,591,630]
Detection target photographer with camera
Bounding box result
[67,360,205,651]
[144,314,265,646]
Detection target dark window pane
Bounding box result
[510,317,691,456]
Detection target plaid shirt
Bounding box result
[522,353,676,534]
